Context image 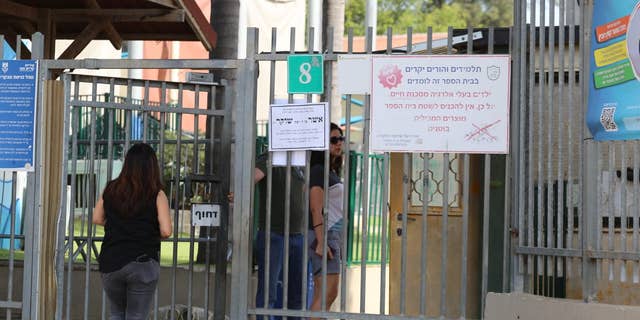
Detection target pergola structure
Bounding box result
[0,0,217,59]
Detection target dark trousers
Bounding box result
[255,230,304,320]
[101,258,160,320]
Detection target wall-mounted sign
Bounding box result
[0,60,37,171]
[370,55,510,154]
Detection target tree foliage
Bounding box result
[345,0,513,35]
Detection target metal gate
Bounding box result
[511,0,640,306]
[48,58,255,320]
[228,26,514,320]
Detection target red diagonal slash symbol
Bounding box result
[466,120,501,141]
[472,124,497,140]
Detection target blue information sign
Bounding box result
[0,60,37,171]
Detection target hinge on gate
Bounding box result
[510,227,519,237]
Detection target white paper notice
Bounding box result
[269,102,329,151]
[272,150,307,167]
[337,55,372,94]
[370,55,511,154]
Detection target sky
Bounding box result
[525,0,581,26]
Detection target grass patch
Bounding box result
[0,219,208,267]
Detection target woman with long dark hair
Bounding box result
[308,122,345,318]
[92,143,172,319]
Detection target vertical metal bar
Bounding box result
[583,141,598,301]
[536,0,547,294]
[524,0,537,294]
[319,28,335,313]
[621,143,628,282]
[303,149,311,311]
[400,153,409,315]
[341,27,354,315]
[217,78,233,320]
[107,79,115,180]
[481,152,490,313]
[419,153,429,316]
[399,26,409,316]
[504,150,512,293]
[0,35,4,58]
[547,0,557,297]
[440,152,450,317]
[578,0,587,282]
[193,85,200,173]
[581,0,596,301]
[510,0,524,293]
[66,76,80,320]
[595,143,603,278]
[7,171,17,320]
[15,35,21,59]
[204,213,211,318]
[84,77,98,320]
[170,85,183,320]
[440,27,453,317]
[264,153,273,310]
[359,25,374,313]
[143,80,150,143]
[283,153,292,316]
[379,151,390,314]
[270,27,277,105]
[567,1,580,260]
[321,100,330,313]
[462,24,474,319]
[556,0,567,283]
[608,144,615,281]
[125,80,132,152]
[505,20,517,292]
[634,143,639,283]
[417,28,433,318]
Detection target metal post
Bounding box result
[581,0,597,303]
[229,28,259,320]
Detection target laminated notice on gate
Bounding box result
[370,55,510,154]
[191,203,221,227]
[268,102,329,152]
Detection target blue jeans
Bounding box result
[255,230,304,320]
[101,257,159,320]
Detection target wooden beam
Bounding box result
[52,9,185,23]
[57,20,107,60]
[38,9,56,59]
[3,19,37,35]
[56,32,198,41]
[101,23,123,50]
[81,0,123,50]
[0,0,38,22]
[145,0,179,9]
[2,28,31,59]
[174,0,217,51]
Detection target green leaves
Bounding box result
[344,0,513,35]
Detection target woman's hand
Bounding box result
[314,237,334,259]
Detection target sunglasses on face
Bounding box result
[330,136,345,144]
